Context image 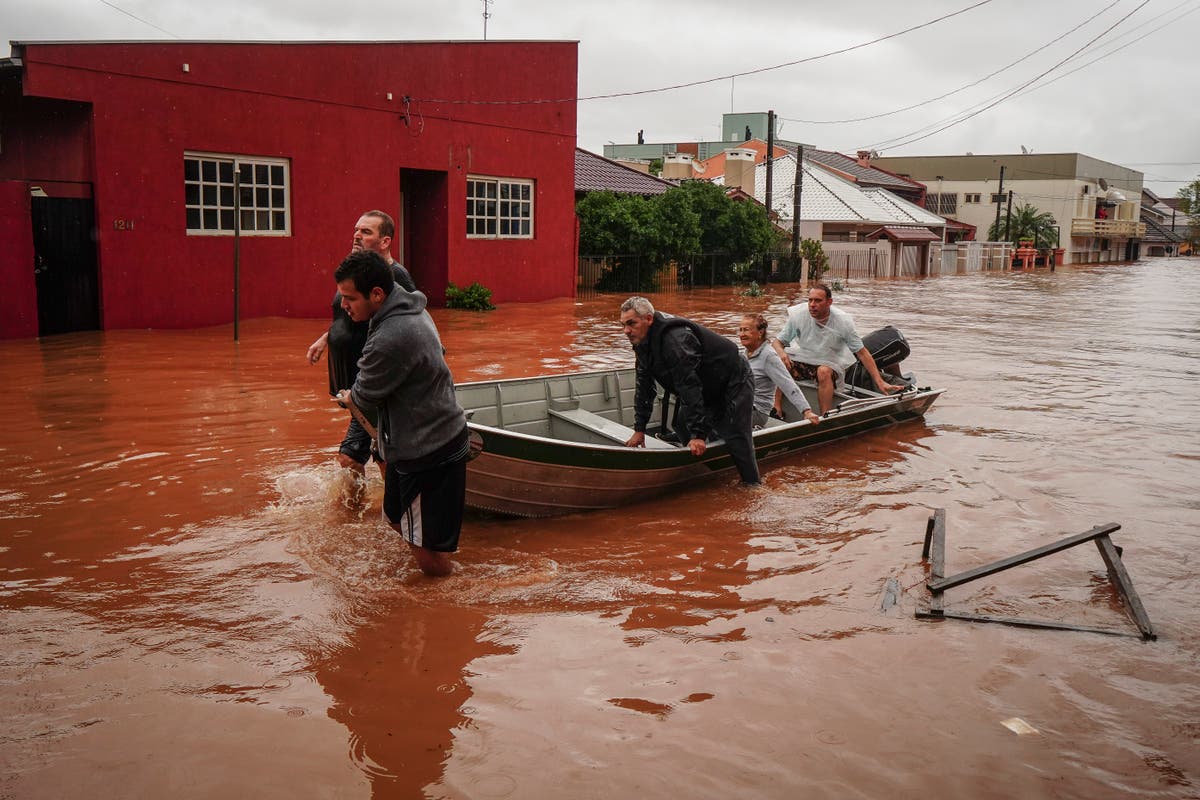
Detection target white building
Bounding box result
[870,153,1144,265]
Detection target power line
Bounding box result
[858,0,1150,153]
[779,0,1121,126]
[412,0,997,105]
[858,0,1196,153]
[96,0,179,39]
[1003,0,1200,102]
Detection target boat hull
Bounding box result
[456,368,941,518]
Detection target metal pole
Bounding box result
[233,167,241,341]
[993,164,1005,240]
[1004,189,1014,242]
[765,109,774,224]
[791,144,804,259]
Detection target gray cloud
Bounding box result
[2,0,1196,195]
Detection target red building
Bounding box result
[0,40,578,338]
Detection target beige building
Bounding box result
[871,153,1145,265]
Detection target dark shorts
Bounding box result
[338,413,384,465]
[338,417,373,465]
[383,454,468,553]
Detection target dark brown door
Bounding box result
[32,196,99,335]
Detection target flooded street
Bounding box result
[2,259,1199,798]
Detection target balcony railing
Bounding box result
[1071,218,1146,238]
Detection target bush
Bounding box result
[445,281,496,311]
[799,238,829,280]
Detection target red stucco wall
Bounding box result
[0,41,577,335]
[0,181,37,338]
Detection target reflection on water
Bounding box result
[2,260,1199,798]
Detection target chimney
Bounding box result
[724,148,757,192]
[661,152,695,180]
[856,150,872,167]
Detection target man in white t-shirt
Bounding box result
[771,283,902,413]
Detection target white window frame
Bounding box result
[185,151,291,236]
[466,175,534,239]
[927,192,957,215]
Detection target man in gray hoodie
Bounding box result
[332,250,469,577]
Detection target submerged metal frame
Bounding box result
[916,509,1156,640]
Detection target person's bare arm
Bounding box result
[307,331,329,364]
[855,347,903,394]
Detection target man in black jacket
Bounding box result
[307,210,416,472]
[619,296,760,485]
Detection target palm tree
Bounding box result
[988,203,1059,247]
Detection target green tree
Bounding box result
[1177,177,1200,214]
[1177,178,1200,251]
[576,191,644,255]
[714,195,781,257]
[576,182,782,290]
[638,186,702,266]
[987,202,1059,247]
[578,182,779,261]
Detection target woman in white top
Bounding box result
[738,314,821,429]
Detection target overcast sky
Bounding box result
[2,0,1196,197]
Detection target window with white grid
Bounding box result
[927,192,958,215]
[185,152,290,236]
[466,176,533,238]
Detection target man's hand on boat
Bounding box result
[876,379,905,395]
[625,430,706,456]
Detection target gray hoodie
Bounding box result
[348,285,466,468]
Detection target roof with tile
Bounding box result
[866,226,942,242]
[713,153,943,227]
[574,148,676,196]
[806,149,925,193]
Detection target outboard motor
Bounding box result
[843,325,913,391]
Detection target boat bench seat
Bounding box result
[547,407,675,449]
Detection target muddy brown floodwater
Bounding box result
[2,259,1199,799]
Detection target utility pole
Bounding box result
[791,144,805,260]
[483,0,492,39]
[1004,190,1014,242]
[993,164,1005,240]
[233,167,241,342]
[765,110,774,225]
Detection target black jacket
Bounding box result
[633,312,744,439]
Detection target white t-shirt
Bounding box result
[776,304,864,371]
